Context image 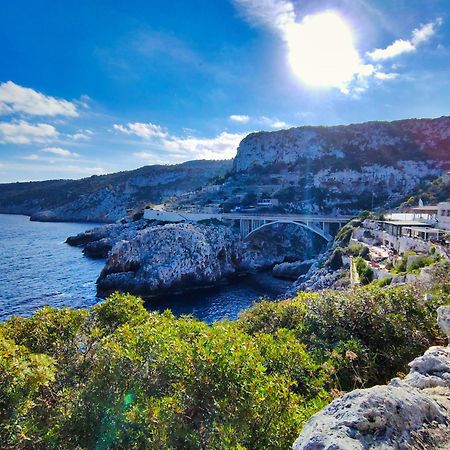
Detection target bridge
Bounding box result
[143,208,352,242]
[221,213,352,242]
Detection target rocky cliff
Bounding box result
[96,222,244,297]
[0,159,231,223]
[231,117,450,214]
[292,306,450,450]
[67,218,323,297]
[234,117,450,172]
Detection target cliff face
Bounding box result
[67,218,322,297]
[0,160,232,223]
[234,117,450,172]
[96,222,244,296]
[231,117,450,214]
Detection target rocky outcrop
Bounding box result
[292,307,450,450]
[96,223,246,297]
[273,259,315,280]
[67,218,323,296]
[234,117,450,172]
[66,219,152,258]
[231,117,449,214]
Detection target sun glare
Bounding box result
[287,11,361,90]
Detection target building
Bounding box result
[257,198,280,208]
[411,205,438,224]
[437,202,450,231]
[201,185,221,194]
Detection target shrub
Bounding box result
[0,295,328,450]
[239,282,448,390]
[355,257,374,285]
[346,243,370,259]
[1,270,449,449]
[325,247,343,270]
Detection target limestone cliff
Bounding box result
[231,116,450,214]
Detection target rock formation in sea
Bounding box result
[67,218,321,297]
[96,222,245,297]
[292,305,450,449]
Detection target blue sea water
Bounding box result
[0,214,291,323]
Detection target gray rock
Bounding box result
[273,259,315,280]
[292,382,447,450]
[437,306,450,340]
[96,223,245,297]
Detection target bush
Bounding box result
[239,282,448,390]
[0,295,329,450]
[325,247,343,270]
[355,257,374,285]
[1,271,449,449]
[346,243,370,259]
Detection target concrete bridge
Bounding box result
[221,213,352,242]
[143,208,352,242]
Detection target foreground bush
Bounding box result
[1,271,448,449]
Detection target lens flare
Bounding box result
[287,11,361,90]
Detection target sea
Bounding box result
[0,214,291,324]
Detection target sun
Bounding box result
[286,11,361,90]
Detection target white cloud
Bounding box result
[232,0,296,35]
[259,116,288,128]
[69,129,93,141]
[2,162,106,178]
[229,114,250,123]
[0,120,58,144]
[0,81,78,117]
[133,131,245,164]
[41,147,80,158]
[374,72,399,80]
[22,154,41,161]
[117,122,245,161]
[113,122,167,139]
[367,39,415,61]
[367,19,442,61]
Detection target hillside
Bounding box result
[0,160,232,223]
[2,117,450,222]
[227,116,450,214]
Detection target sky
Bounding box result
[0,0,450,182]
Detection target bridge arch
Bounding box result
[244,220,331,242]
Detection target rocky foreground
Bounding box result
[293,306,450,449]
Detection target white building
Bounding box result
[437,202,450,231]
[257,198,280,208]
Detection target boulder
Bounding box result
[272,259,315,280]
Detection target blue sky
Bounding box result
[0,0,449,182]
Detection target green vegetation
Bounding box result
[354,257,374,285]
[346,243,370,259]
[335,219,360,245]
[401,177,450,208]
[370,277,392,288]
[1,271,449,449]
[391,251,442,275]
